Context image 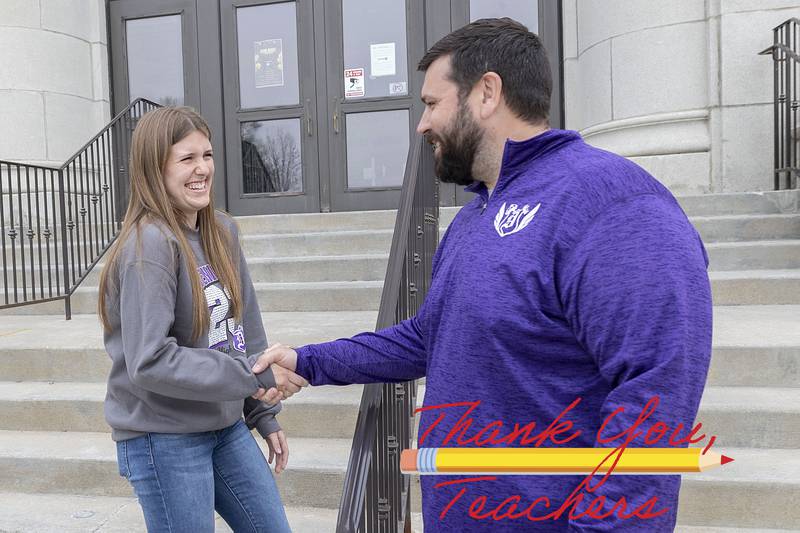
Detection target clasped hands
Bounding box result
[250,343,308,405]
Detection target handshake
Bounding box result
[251,343,309,404]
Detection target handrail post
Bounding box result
[57,167,71,319]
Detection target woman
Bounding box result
[98,107,294,532]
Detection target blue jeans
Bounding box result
[116,419,291,533]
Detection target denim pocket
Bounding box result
[116,441,130,479]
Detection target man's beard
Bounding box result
[429,103,484,186]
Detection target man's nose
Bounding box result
[416,111,429,135]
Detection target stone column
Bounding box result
[562,0,800,194]
[0,0,110,166]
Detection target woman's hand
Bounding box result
[266,430,289,473]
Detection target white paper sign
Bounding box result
[389,82,407,96]
[344,68,365,98]
[370,42,396,77]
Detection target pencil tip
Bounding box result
[721,455,734,465]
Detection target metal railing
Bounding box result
[336,136,439,533]
[0,98,160,317]
[760,18,800,190]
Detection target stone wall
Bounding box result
[0,0,110,167]
[562,0,800,193]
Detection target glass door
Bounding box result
[109,0,201,110]
[220,0,320,215]
[109,0,214,207]
[323,0,425,212]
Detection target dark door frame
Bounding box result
[322,0,426,212]
[107,0,228,209]
[219,0,321,215]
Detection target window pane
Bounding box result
[241,119,303,194]
[126,15,184,105]
[342,0,408,99]
[470,0,539,33]
[346,110,409,189]
[237,3,299,109]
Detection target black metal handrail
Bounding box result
[336,135,438,533]
[0,98,160,317]
[760,18,800,190]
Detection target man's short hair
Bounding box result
[418,17,552,124]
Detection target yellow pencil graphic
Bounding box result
[400,447,734,475]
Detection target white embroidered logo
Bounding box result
[494,202,541,237]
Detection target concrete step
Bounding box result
[5,266,798,315]
[3,382,793,449]
[0,431,349,509]
[675,190,799,216]
[706,240,800,271]
[710,270,800,305]
[675,524,796,533]
[9,237,800,291]
[0,382,365,439]
[240,229,393,257]
[691,214,800,243]
[0,493,787,533]
[0,280,384,315]
[12,238,800,289]
[0,306,797,386]
[5,212,799,268]
[710,305,800,387]
[8,254,390,286]
[235,209,399,235]
[0,493,368,533]
[677,447,800,530]
[2,429,797,530]
[0,311,377,382]
[697,387,800,448]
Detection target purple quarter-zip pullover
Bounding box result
[296,129,712,532]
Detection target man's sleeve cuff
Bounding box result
[294,345,314,384]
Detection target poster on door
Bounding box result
[370,42,396,77]
[254,38,284,88]
[344,68,365,98]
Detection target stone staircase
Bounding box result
[0,190,798,531]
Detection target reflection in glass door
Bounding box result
[221,0,319,215]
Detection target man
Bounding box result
[256,18,712,532]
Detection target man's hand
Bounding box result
[265,430,289,473]
[253,343,300,373]
[252,343,307,401]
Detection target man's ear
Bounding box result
[477,71,503,119]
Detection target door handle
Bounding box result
[333,111,339,134]
[305,98,313,137]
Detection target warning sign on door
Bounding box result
[344,68,365,98]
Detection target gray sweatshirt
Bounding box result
[103,212,280,441]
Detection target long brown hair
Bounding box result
[98,107,243,340]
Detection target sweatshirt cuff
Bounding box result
[247,353,277,390]
[294,345,314,385]
[254,413,281,438]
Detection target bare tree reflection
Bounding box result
[241,122,302,193]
